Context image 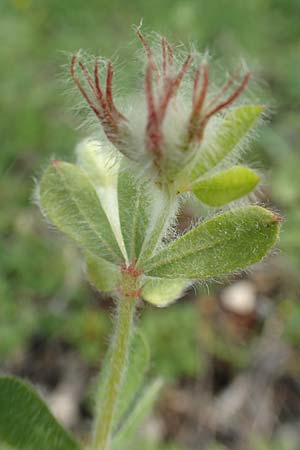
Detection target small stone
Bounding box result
[220,281,256,315]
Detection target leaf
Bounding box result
[0,376,82,450]
[85,252,120,293]
[76,141,127,260]
[142,206,280,279]
[191,105,264,180]
[118,169,151,261]
[137,190,178,264]
[39,161,124,264]
[141,277,188,307]
[76,138,119,188]
[192,166,259,206]
[111,378,163,450]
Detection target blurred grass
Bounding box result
[0,1,300,448]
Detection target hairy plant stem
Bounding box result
[93,295,136,450]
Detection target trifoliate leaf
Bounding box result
[192,166,259,206]
[141,277,188,307]
[118,170,151,261]
[142,206,280,279]
[39,161,124,264]
[85,252,120,293]
[0,376,83,450]
[191,105,264,180]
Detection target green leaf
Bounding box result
[111,378,163,450]
[76,138,119,188]
[138,190,178,264]
[76,141,127,260]
[192,166,259,206]
[141,277,188,307]
[85,252,120,293]
[142,206,280,279]
[0,376,82,450]
[39,161,124,264]
[118,169,151,261]
[191,105,264,180]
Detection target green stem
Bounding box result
[93,296,136,450]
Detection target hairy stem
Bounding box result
[93,296,136,450]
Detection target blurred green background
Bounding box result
[1,1,300,449]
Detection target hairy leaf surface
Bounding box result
[85,252,120,293]
[141,277,188,307]
[192,166,259,206]
[76,139,119,188]
[0,376,82,450]
[143,206,280,279]
[39,161,123,264]
[137,190,178,264]
[118,170,151,261]
[76,141,127,260]
[191,105,264,180]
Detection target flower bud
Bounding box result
[71,31,251,191]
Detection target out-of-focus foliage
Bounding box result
[131,437,299,450]
[280,299,300,347]
[271,153,300,268]
[141,303,204,381]
[132,441,189,450]
[253,438,299,450]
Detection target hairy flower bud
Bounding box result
[71,30,251,191]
